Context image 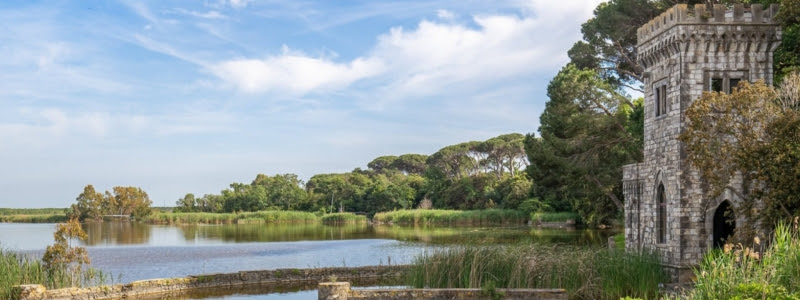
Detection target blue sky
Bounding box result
[0,0,602,208]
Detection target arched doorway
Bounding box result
[712,200,736,248]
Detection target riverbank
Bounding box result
[12,265,409,300]
[372,209,527,225]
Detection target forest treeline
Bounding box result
[69,0,799,225]
[174,133,532,217]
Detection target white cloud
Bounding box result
[0,107,234,152]
[210,46,384,94]
[210,1,595,101]
[174,8,227,19]
[436,9,455,20]
[228,0,252,9]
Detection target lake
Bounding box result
[0,222,617,299]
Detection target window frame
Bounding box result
[654,81,668,117]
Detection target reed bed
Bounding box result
[143,210,319,225]
[373,209,527,225]
[0,208,67,216]
[531,212,581,223]
[407,243,665,300]
[0,214,69,223]
[688,221,800,299]
[0,248,108,299]
[320,213,367,224]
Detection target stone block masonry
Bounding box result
[318,281,567,300]
[13,265,409,300]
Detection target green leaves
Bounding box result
[526,65,642,225]
[680,74,800,238]
[71,185,152,220]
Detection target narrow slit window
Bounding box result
[654,84,667,117]
[655,86,661,116]
[657,184,667,244]
[659,86,667,116]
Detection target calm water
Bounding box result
[0,222,617,299]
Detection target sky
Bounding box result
[0,0,603,208]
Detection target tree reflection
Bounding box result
[82,222,151,246]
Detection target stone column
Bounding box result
[318,282,350,300]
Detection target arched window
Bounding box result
[657,184,667,243]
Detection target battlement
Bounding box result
[638,4,780,45]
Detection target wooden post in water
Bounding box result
[318,282,350,300]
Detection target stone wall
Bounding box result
[319,282,567,300]
[13,265,409,300]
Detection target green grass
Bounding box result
[143,210,319,225]
[320,213,368,224]
[0,208,67,216]
[406,243,666,300]
[688,221,800,299]
[0,214,69,223]
[0,208,69,223]
[0,248,108,299]
[613,233,625,249]
[531,212,581,223]
[372,209,527,225]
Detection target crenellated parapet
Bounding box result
[638,4,779,43]
[637,4,781,69]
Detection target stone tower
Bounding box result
[622,4,781,281]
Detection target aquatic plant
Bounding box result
[373,209,527,225]
[320,213,367,224]
[406,243,665,300]
[143,210,318,225]
[531,212,581,224]
[0,214,69,223]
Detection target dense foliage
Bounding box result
[526,65,643,225]
[69,185,153,221]
[174,133,533,217]
[679,74,800,237]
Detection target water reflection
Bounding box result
[179,223,374,243]
[72,223,618,247]
[1,222,618,250]
[83,222,151,246]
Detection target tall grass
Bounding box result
[143,210,319,225]
[320,213,367,224]
[689,221,800,299]
[0,214,69,223]
[407,243,665,299]
[0,208,67,216]
[531,212,581,223]
[0,248,108,299]
[373,209,527,225]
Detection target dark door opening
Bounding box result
[713,201,736,248]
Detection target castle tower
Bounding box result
[622,4,781,281]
